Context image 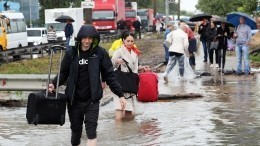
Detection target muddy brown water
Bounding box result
[0,73,259,146]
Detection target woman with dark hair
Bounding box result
[112,31,149,122]
[217,22,230,72]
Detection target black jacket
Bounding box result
[207,27,217,42]
[53,25,124,105]
[217,26,230,49]
[198,23,209,41]
[64,23,73,38]
[133,20,141,31]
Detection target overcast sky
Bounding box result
[180,0,199,12]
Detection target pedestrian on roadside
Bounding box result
[155,19,162,36]
[234,16,252,75]
[163,23,175,65]
[207,22,218,68]
[117,18,127,36]
[64,19,74,50]
[112,31,149,123]
[48,25,127,146]
[163,23,190,82]
[181,22,197,67]
[133,17,142,39]
[217,22,230,72]
[47,26,57,54]
[198,18,210,62]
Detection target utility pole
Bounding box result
[177,0,180,20]
[165,0,169,26]
[153,0,157,17]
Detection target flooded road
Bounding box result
[0,73,259,146]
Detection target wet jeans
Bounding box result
[68,101,99,146]
[202,40,208,61]
[235,44,250,74]
[163,54,184,77]
[163,42,169,63]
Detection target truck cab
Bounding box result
[125,2,137,31]
[92,0,125,34]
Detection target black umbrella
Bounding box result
[189,13,212,22]
[55,15,75,23]
[155,14,164,20]
[213,18,235,27]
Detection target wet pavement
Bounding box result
[1,50,260,145]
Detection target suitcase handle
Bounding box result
[46,45,66,99]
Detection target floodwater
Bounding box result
[0,72,259,146]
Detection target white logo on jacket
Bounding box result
[79,59,88,65]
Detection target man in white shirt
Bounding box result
[163,23,189,82]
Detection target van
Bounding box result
[27,28,48,46]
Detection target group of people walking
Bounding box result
[45,14,253,146]
[198,16,252,75]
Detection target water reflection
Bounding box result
[212,75,260,145]
[0,74,259,145]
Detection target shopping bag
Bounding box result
[69,36,75,46]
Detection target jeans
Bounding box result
[163,54,184,77]
[201,40,208,61]
[235,44,250,74]
[66,37,71,50]
[163,43,169,63]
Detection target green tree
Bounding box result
[196,0,258,16]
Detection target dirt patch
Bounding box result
[135,34,165,69]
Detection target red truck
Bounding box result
[92,0,125,34]
[125,2,137,31]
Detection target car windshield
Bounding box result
[137,11,146,16]
[27,30,41,36]
[125,11,136,18]
[92,11,114,20]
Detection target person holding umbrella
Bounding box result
[217,21,230,72]
[198,18,210,62]
[233,16,252,75]
[65,19,74,50]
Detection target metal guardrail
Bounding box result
[0,34,118,63]
[0,74,56,91]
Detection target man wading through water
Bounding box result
[48,25,127,146]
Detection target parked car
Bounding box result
[27,28,48,46]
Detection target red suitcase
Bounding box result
[137,72,158,102]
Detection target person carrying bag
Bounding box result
[115,59,139,95]
[111,31,149,123]
[210,37,219,50]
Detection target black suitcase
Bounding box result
[26,45,67,126]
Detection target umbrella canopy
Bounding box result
[213,18,235,27]
[55,15,75,23]
[227,12,256,29]
[189,13,212,22]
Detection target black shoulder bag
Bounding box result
[115,59,140,95]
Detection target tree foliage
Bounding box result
[196,0,258,16]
